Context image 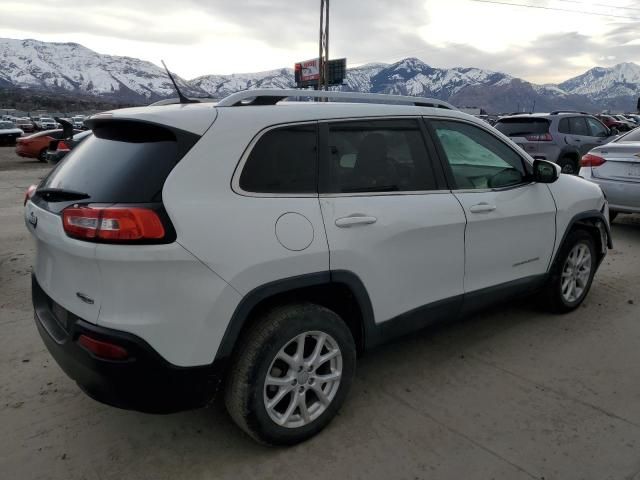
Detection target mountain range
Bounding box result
[2,37,640,113]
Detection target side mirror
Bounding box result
[533,159,559,183]
[610,127,620,136]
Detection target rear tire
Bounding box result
[558,156,578,175]
[225,303,356,445]
[541,229,597,313]
[38,149,47,162]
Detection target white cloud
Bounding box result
[1,0,640,82]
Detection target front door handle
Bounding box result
[469,203,496,214]
[335,215,377,227]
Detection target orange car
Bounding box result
[15,129,78,162]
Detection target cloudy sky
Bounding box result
[1,0,640,83]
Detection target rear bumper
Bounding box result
[32,275,225,413]
[581,170,640,213]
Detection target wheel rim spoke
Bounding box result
[267,385,293,410]
[298,393,311,423]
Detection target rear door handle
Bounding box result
[469,203,496,214]
[335,215,377,227]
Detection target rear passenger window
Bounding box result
[240,125,317,193]
[324,119,435,193]
[558,118,570,134]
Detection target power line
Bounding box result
[349,0,640,68]
[557,0,640,13]
[467,0,640,20]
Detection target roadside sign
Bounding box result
[295,58,347,88]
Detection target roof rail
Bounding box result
[215,89,456,110]
[550,110,590,115]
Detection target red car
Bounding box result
[16,119,35,133]
[15,129,78,162]
[596,114,633,133]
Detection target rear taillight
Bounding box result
[24,184,37,206]
[525,133,553,141]
[78,334,129,360]
[62,206,165,242]
[580,154,606,167]
[57,140,70,152]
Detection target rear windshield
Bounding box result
[39,121,199,204]
[616,129,640,142]
[494,118,550,136]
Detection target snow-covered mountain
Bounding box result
[2,37,640,112]
[0,38,205,103]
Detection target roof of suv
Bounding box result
[90,89,479,136]
[498,112,596,121]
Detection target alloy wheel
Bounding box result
[263,331,342,429]
[561,243,592,303]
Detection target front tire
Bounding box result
[542,229,597,313]
[225,303,356,445]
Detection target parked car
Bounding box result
[621,114,640,125]
[38,117,57,130]
[596,114,634,133]
[46,130,92,164]
[16,129,80,161]
[580,127,640,221]
[0,121,23,145]
[494,111,617,174]
[610,115,637,130]
[16,118,35,133]
[71,116,87,130]
[25,89,611,446]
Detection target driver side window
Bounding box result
[431,120,527,190]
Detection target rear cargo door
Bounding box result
[25,201,102,323]
[26,120,202,324]
[493,117,551,158]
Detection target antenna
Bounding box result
[161,60,197,104]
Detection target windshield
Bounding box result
[615,129,640,142]
[0,122,14,129]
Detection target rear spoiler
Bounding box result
[55,117,74,139]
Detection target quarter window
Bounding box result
[239,124,318,194]
[558,118,570,134]
[431,120,527,190]
[324,119,435,193]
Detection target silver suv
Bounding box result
[495,111,618,174]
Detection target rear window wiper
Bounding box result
[35,187,90,202]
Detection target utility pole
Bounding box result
[318,0,329,92]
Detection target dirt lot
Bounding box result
[1,145,640,480]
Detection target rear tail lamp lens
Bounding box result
[57,140,71,152]
[580,154,607,167]
[24,184,37,206]
[62,206,165,242]
[78,334,129,360]
[525,133,553,141]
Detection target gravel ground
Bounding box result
[1,145,640,480]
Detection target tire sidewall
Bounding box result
[553,230,597,310]
[242,306,356,445]
[558,157,578,175]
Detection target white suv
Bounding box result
[25,90,612,445]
